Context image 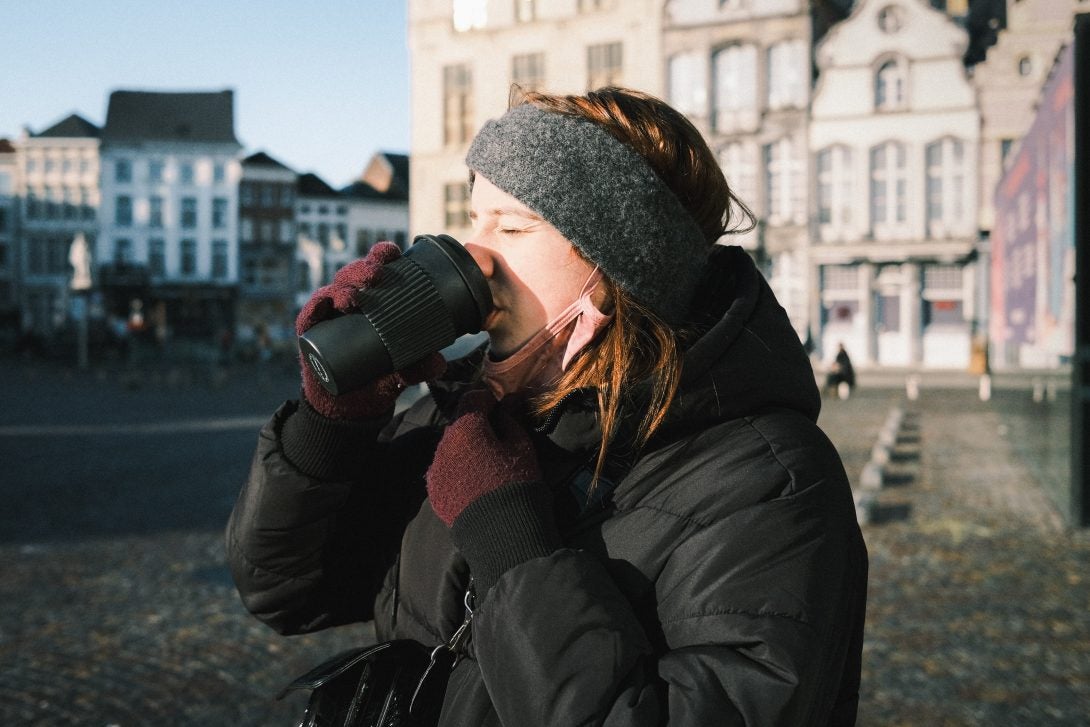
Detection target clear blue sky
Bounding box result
[0,0,410,188]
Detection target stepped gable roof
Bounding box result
[102,90,239,144]
[33,113,100,138]
[242,150,294,171]
[354,151,410,201]
[297,172,340,197]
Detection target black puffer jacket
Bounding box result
[226,245,868,725]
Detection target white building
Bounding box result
[662,0,842,337]
[810,0,981,368]
[408,0,665,241]
[98,90,242,338]
[293,153,411,311]
[13,114,101,338]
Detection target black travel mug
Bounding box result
[298,234,493,395]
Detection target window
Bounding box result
[318,223,330,246]
[213,163,225,184]
[114,238,132,265]
[356,229,373,256]
[875,58,906,110]
[240,184,255,206]
[1017,55,1032,77]
[115,195,133,226]
[718,142,758,216]
[512,52,546,92]
[180,239,197,276]
[514,0,535,22]
[443,64,474,146]
[444,182,471,228]
[261,186,275,207]
[180,197,198,228]
[870,141,907,235]
[712,44,757,132]
[587,42,623,89]
[767,40,807,110]
[877,5,904,33]
[213,197,228,228]
[579,0,608,10]
[81,189,95,220]
[212,240,228,279]
[763,138,804,225]
[816,145,853,232]
[280,220,295,243]
[453,0,487,31]
[668,51,708,119]
[179,162,195,185]
[1000,138,1015,165]
[925,137,966,236]
[148,160,164,183]
[115,159,132,183]
[149,196,163,228]
[922,264,964,326]
[149,239,165,277]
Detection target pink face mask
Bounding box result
[482,267,614,399]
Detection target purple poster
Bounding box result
[992,42,1076,365]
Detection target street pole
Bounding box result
[1073,14,1089,527]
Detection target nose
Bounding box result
[463,241,494,279]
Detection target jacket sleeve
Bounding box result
[224,399,439,635]
[468,482,867,727]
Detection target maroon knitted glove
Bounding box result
[426,389,543,526]
[296,242,446,419]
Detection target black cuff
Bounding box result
[449,481,563,596]
[279,397,391,481]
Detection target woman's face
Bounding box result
[464,175,600,358]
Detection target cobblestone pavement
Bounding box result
[1,357,1088,725]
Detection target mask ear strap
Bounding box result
[580,266,604,299]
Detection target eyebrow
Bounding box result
[473,205,544,221]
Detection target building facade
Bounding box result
[238,151,298,344]
[0,139,17,329]
[663,0,833,337]
[972,0,1085,234]
[98,90,242,339]
[407,0,665,241]
[809,0,980,368]
[13,114,101,339]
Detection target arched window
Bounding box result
[875,57,906,111]
[712,43,757,132]
[667,51,708,119]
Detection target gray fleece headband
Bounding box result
[466,103,708,323]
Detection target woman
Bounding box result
[227,87,867,725]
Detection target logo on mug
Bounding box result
[308,353,330,383]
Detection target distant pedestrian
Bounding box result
[826,342,856,399]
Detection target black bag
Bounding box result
[279,587,474,727]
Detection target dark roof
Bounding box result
[242,150,294,171]
[102,90,239,144]
[297,172,339,197]
[0,138,15,154]
[340,180,386,200]
[33,113,100,139]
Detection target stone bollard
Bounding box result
[854,489,876,526]
[861,460,884,489]
[906,374,920,401]
[979,374,992,402]
[870,441,891,466]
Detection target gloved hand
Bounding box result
[426,389,542,527]
[296,242,446,419]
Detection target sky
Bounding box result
[0,0,410,188]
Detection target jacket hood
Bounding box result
[659,245,820,435]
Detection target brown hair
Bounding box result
[517,87,755,486]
